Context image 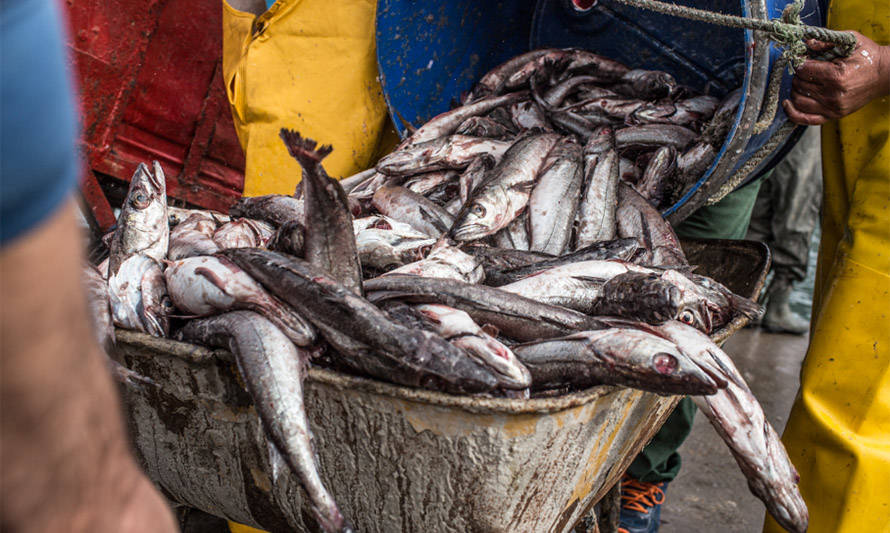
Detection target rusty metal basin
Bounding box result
[115,239,769,532]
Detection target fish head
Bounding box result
[451,334,532,389]
[588,328,719,395]
[450,197,501,241]
[127,162,166,212]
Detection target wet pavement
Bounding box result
[659,328,810,533]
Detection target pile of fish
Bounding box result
[84,49,806,533]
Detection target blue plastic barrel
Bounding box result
[375,0,825,222]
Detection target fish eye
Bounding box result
[678,309,696,325]
[161,297,175,310]
[470,204,486,218]
[131,192,149,208]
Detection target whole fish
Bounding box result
[386,303,532,390]
[565,97,646,121]
[108,254,170,337]
[364,274,604,341]
[528,137,583,255]
[635,145,677,207]
[498,259,652,313]
[176,311,350,533]
[504,50,572,90]
[455,116,513,138]
[213,218,274,249]
[616,183,688,266]
[346,171,399,201]
[576,130,620,248]
[640,320,808,533]
[168,213,220,260]
[563,49,630,81]
[485,238,640,285]
[221,249,502,393]
[612,69,677,99]
[465,49,554,101]
[230,194,305,227]
[371,186,455,238]
[512,328,719,395]
[355,228,436,272]
[451,133,561,241]
[165,255,316,346]
[615,124,697,152]
[267,220,306,257]
[280,130,363,295]
[83,263,115,349]
[627,96,719,127]
[408,92,528,144]
[108,161,169,275]
[383,241,484,283]
[376,135,512,177]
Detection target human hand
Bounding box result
[783,31,890,125]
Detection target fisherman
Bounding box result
[619,2,890,532]
[746,126,822,335]
[0,0,178,530]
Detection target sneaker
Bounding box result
[617,474,667,533]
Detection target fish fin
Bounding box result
[267,440,288,484]
[509,180,537,194]
[279,129,333,166]
[395,110,418,134]
[731,294,763,320]
[570,275,610,284]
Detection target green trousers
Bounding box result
[625,177,764,483]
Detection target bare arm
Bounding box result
[0,200,178,533]
[783,32,890,125]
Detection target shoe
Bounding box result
[617,474,667,533]
[761,278,809,335]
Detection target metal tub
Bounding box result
[116,239,769,532]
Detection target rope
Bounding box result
[606,0,858,132]
[705,120,797,206]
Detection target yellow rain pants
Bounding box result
[764,1,890,531]
[222,0,397,196]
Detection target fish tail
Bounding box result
[731,293,764,320]
[279,129,334,167]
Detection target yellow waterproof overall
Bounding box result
[764,1,890,531]
[222,0,397,197]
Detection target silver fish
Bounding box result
[458,155,496,204]
[280,130,363,295]
[465,49,555,101]
[168,206,229,227]
[498,259,652,313]
[364,274,604,341]
[541,75,602,107]
[371,186,455,238]
[504,50,572,90]
[376,135,512,177]
[222,249,502,393]
[408,92,528,144]
[528,137,583,254]
[176,311,351,533]
[353,219,436,271]
[451,133,561,241]
[612,69,677,99]
[676,141,717,185]
[403,170,460,198]
[635,145,677,207]
[108,162,169,275]
[616,183,688,266]
[510,100,552,130]
[615,124,697,152]
[383,241,484,284]
[562,49,630,82]
[485,238,640,286]
[412,303,531,389]
[512,328,719,395]
[165,255,316,346]
[108,254,170,336]
[642,320,808,533]
[338,167,377,194]
[212,218,275,249]
[576,130,620,248]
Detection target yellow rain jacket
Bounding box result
[764,1,890,531]
[222,0,397,197]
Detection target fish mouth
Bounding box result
[450,222,487,242]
